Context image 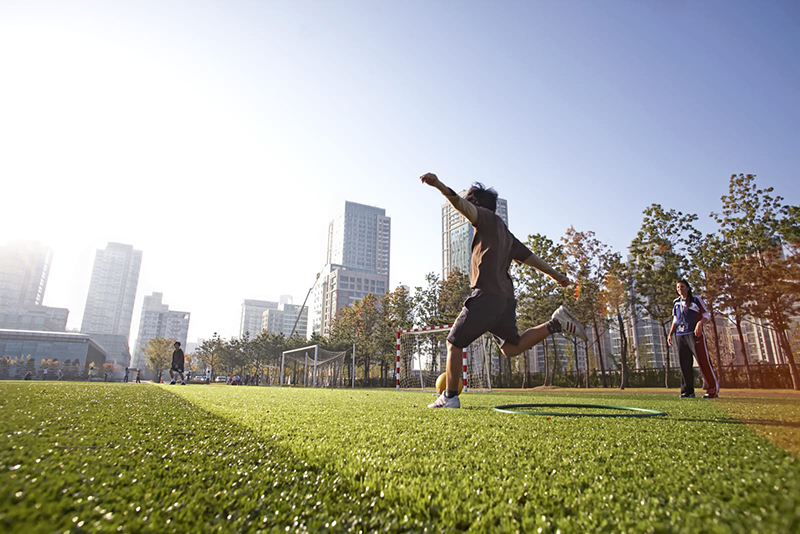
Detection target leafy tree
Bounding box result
[143,337,174,382]
[23,355,36,378]
[413,273,444,328]
[438,268,471,325]
[229,334,252,377]
[197,333,224,380]
[329,293,382,382]
[629,204,700,388]
[712,173,800,390]
[714,258,755,387]
[687,232,729,385]
[561,227,615,388]
[513,234,565,386]
[604,256,632,389]
[0,357,10,380]
[249,331,274,384]
[374,285,416,386]
[102,362,117,379]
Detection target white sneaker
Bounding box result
[552,305,588,342]
[428,393,460,409]
[169,380,176,385]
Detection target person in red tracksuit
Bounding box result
[668,279,719,399]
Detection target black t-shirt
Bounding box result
[470,206,533,298]
[172,348,184,366]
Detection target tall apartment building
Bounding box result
[132,292,190,368]
[0,241,52,309]
[79,243,140,367]
[262,302,309,338]
[442,192,508,280]
[0,240,71,332]
[311,264,389,336]
[80,242,142,339]
[311,201,391,336]
[240,299,278,338]
[327,201,391,278]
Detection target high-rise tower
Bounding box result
[80,242,142,339]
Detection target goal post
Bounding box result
[280,345,350,388]
[395,326,493,392]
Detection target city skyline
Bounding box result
[2,1,798,344]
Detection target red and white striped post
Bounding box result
[395,330,402,390]
[462,348,469,392]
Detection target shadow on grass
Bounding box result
[0,383,431,533]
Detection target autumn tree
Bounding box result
[329,293,382,383]
[143,337,174,382]
[561,227,615,388]
[713,173,800,389]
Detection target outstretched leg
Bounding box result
[500,305,588,357]
[498,324,553,357]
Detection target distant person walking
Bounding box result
[668,279,719,399]
[88,364,94,382]
[135,369,141,383]
[58,368,63,381]
[42,368,48,380]
[169,342,186,385]
[124,367,129,383]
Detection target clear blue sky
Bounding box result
[2,1,798,342]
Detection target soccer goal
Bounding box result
[279,345,351,388]
[396,326,493,392]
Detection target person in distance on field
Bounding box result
[668,279,719,399]
[169,341,186,385]
[420,173,587,409]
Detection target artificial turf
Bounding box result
[1,382,799,533]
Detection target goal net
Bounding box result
[280,345,351,388]
[396,326,493,392]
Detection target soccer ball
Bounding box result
[435,372,463,395]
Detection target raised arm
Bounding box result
[519,253,569,287]
[420,173,478,225]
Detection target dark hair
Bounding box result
[677,279,693,301]
[465,182,498,212]
[174,341,181,347]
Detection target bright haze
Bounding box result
[2,1,798,343]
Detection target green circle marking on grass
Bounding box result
[492,403,667,417]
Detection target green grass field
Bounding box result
[2,382,799,533]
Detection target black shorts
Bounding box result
[447,289,520,349]
[171,363,184,373]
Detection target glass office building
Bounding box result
[0,329,109,372]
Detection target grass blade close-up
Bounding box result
[2,382,799,533]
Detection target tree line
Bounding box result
[142,173,798,390]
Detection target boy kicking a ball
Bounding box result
[420,173,587,408]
